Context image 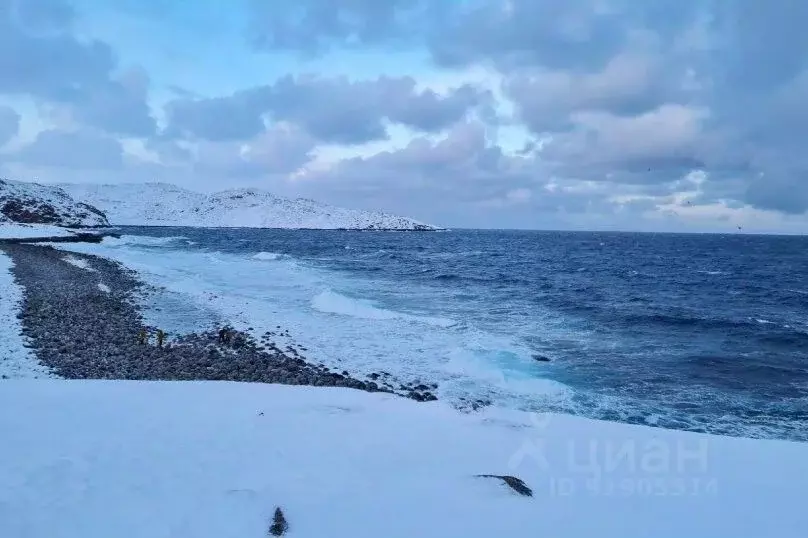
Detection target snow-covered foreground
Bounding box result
[0,252,52,378]
[1,380,806,538]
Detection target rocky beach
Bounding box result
[0,243,438,401]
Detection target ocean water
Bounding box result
[70,228,808,441]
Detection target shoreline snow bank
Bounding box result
[0,223,111,244]
[0,251,53,378]
[0,224,77,239]
[1,380,806,537]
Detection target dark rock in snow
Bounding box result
[0,178,108,227]
[476,475,533,497]
[269,507,288,536]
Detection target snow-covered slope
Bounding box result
[0,178,108,227]
[2,379,807,538]
[58,182,205,227]
[59,183,437,230]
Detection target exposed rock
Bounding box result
[476,475,533,497]
[0,178,108,227]
[269,507,288,536]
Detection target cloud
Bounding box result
[164,75,490,144]
[68,69,157,137]
[165,93,268,142]
[242,0,808,218]
[190,123,317,178]
[0,105,20,147]
[247,0,437,54]
[503,50,693,132]
[539,104,709,180]
[291,121,544,223]
[0,0,155,136]
[246,0,699,71]
[745,173,808,215]
[9,0,75,32]
[317,121,513,186]
[13,129,124,169]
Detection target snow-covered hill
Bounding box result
[0,178,108,227]
[59,183,437,230]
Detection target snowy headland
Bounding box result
[0,178,112,243]
[59,182,439,230]
[0,178,108,228]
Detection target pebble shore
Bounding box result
[0,243,439,401]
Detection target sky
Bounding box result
[0,0,807,232]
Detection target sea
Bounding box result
[73,228,808,442]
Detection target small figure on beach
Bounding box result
[218,327,229,344]
[137,328,148,345]
[156,329,166,348]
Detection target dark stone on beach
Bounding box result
[476,475,533,497]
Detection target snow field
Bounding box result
[1,380,806,538]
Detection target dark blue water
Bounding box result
[119,227,808,441]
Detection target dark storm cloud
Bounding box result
[69,71,157,138]
[264,75,491,142]
[502,51,695,133]
[245,0,808,214]
[165,93,268,142]
[0,0,156,137]
[325,122,509,181]
[305,121,534,208]
[247,0,702,71]
[744,172,808,216]
[164,75,491,144]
